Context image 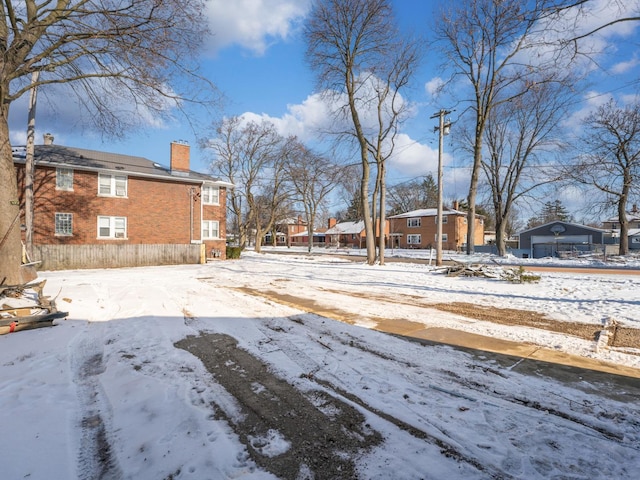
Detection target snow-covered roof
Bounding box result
[388,208,466,219]
[325,220,365,235]
[604,212,640,223]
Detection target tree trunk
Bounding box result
[0,112,24,284]
[254,224,263,253]
[618,192,629,256]
[361,166,376,264]
[466,127,483,255]
[495,215,508,257]
[378,162,386,265]
[307,212,314,254]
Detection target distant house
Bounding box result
[289,229,327,247]
[602,205,640,230]
[265,216,308,246]
[324,218,390,248]
[388,206,484,251]
[325,219,366,248]
[602,206,640,250]
[517,221,607,258]
[14,138,232,269]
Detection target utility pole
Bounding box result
[25,71,40,262]
[431,109,452,267]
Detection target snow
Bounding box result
[1,249,640,479]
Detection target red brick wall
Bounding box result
[389,214,484,250]
[170,142,190,172]
[17,165,227,254]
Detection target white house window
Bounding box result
[435,215,448,224]
[407,234,421,244]
[98,216,127,239]
[407,218,421,227]
[56,168,73,191]
[202,185,220,205]
[55,213,73,236]
[99,173,127,197]
[202,220,220,239]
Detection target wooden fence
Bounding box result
[33,244,206,271]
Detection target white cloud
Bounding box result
[424,77,444,98]
[611,55,640,75]
[205,0,312,56]
[387,133,439,177]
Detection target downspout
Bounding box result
[189,187,194,243]
[200,182,205,243]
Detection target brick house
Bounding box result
[324,218,390,248]
[14,139,232,267]
[388,207,484,251]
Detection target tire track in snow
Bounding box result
[70,322,123,480]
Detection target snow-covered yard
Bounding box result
[1,250,639,479]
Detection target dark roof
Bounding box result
[12,144,231,186]
[517,220,607,236]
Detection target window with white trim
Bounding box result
[435,215,448,224]
[56,168,73,191]
[202,220,220,239]
[55,213,73,236]
[202,185,220,205]
[407,234,421,244]
[407,218,421,227]
[435,233,448,242]
[98,216,127,239]
[98,173,127,197]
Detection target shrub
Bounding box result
[226,246,243,259]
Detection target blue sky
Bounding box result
[8,0,640,217]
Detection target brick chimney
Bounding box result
[328,218,337,228]
[43,133,54,145]
[170,141,190,172]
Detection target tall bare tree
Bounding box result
[481,77,572,255]
[566,99,640,255]
[285,143,341,253]
[206,117,290,252]
[1,0,213,283]
[434,0,575,255]
[305,0,419,265]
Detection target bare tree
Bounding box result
[305,0,419,265]
[566,99,640,255]
[481,77,572,255]
[434,0,576,255]
[206,117,290,252]
[1,0,214,283]
[285,143,341,253]
[387,175,438,216]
